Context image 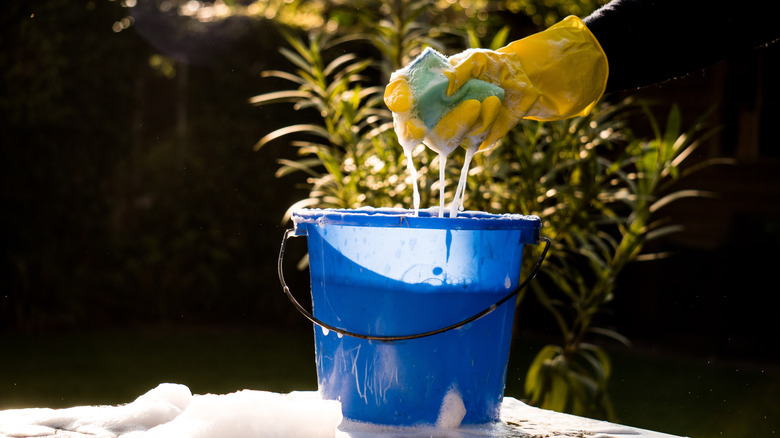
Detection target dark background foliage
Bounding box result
[1,0,307,331]
[1,0,778,369]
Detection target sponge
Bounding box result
[405,47,505,131]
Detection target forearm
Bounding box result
[584,0,780,92]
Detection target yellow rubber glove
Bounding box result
[445,15,608,151]
[384,16,608,154]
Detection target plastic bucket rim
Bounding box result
[291,207,541,237]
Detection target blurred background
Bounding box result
[1,1,778,437]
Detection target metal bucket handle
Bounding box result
[278,228,551,342]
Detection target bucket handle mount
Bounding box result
[278,228,551,342]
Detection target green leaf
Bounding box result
[325,54,365,78]
[640,101,662,142]
[466,27,480,49]
[275,158,323,178]
[644,224,684,242]
[279,47,316,75]
[546,371,569,412]
[579,342,612,379]
[259,69,309,85]
[663,104,682,152]
[490,26,511,50]
[248,90,313,106]
[525,345,562,397]
[588,327,631,348]
[254,124,331,151]
[649,189,716,213]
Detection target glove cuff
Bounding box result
[500,15,609,121]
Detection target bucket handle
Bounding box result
[278,228,551,342]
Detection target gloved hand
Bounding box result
[383,47,505,156]
[384,15,608,153]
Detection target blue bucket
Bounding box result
[279,208,546,426]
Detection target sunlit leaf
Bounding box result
[649,189,716,213]
[259,69,309,85]
[248,90,313,106]
[282,198,321,224]
[275,158,323,178]
[254,124,331,151]
[466,27,480,49]
[490,26,511,50]
[546,372,569,412]
[588,327,631,348]
[579,342,613,378]
[663,104,682,153]
[279,47,316,75]
[525,345,561,397]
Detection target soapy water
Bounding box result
[404,143,476,219]
[403,147,421,215]
[439,153,447,217]
[451,146,476,218]
[398,116,478,219]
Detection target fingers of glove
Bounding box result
[444,50,498,96]
[478,106,521,151]
[461,95,501,150]
[384,76,413,112]
[394,116,428,147]
[427,99,482,155]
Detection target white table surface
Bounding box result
[0,383,685,438]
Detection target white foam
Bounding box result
[292,206,537,222]
[0,387,681,438]
[337,387,467,437]
[130,390,341,438]
[0,385,341,438]
[436,387,467,429]
[0,383,190,436]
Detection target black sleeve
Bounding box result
[584,0,780,93]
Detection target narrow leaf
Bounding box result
[588,327,632,348]
[254,124,330,150]
[323,53,360,77]
[281,198,321,224]
[490,26,511,50]
[663,104,682,151]
[525,345,561,396]
[260,70,309,85]
[275,158,323,178]
[248,90,312,106]
[546,371,569,412]
[649,189,717,213]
